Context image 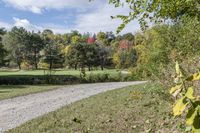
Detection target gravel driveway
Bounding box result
[0,81,146,132]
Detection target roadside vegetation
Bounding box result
[8,83,183,133]
[0,0,199,132]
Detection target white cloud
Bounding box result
[72,4,140,34]
[0,18,70,34]
[0,1,140,34]
[2,0,101,14]
[0,21,12,29]
[30,6,42,14]
[0,14,140,34]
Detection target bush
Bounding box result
[0,71,137,85]
[85,73,111,83]
[0,75,80,85]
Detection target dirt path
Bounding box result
[0,81,146,132]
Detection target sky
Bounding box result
[0,0,140,34]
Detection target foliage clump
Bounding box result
[170,62,200,132]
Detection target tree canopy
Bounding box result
[106,0,200,33]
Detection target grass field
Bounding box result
[0,85,60,100]
[0,69,120,76]
[7,83,182,133]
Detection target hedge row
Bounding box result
[0,73,134,85]
[0,75,80,85]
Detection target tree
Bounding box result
[96,32,109,46]
[0,28,7,67]
[122,33,134,41]
[85,44,99,71]
[97,45,111,70]
[26,32,44,69]
[3,27,29,69]
[106,0,199,33]
[96,31,115,46]
[41,29,64,70]
[113,48,137,69]
[65,45,78,70]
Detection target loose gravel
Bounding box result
[0,81,146,132]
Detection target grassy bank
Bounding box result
[0,85,60,100]
[0,69,132,85]
[0,69,120,76]
[7,83,182,133]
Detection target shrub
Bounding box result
[0,75,80,85]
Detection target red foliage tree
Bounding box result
[119,40,133,50]
[87,37,95,44]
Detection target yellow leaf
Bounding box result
[173,97,188,116]
[185,87,195,100]
[187,73,200,81]
[170,84,182,94]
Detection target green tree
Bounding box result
[41,29,64,70]
[3,27,29,69]
[97,45,111,70]
[65,45,78,70]
[122,33,134,41]
[26,32,44,69]
[96,32,109,46]
[84,44,99,71]
[0,28,7,67]
[107,0,199,32]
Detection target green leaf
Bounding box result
[170,84,182,94]
[187,73,200,81]
[192,115,200,133]
[173,97,188,116]
[186,108,197,125]
[185,87,195,100]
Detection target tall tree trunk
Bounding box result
[101,60,104,71]
[18,63,21,70]
[75,64,77,70]
[101,65,104,71]
[49,60,52,70]
[34,50,38,69]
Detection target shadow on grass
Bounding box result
[0,90,11,93]
[0,85,27,89]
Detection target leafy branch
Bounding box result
[170,61,200,132]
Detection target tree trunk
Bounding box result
[18,63,21,70]
[75,64,77,70]
[101,65,104,71]
[34,50,38,69]
[49,60,52,70]
[88,66,91,71]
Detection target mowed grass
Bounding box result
[7,83,181,133]
[0,85,60,100]
[0,69,120,76]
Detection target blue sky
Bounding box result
[0,0,140,34]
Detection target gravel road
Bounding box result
[0,81,146,132]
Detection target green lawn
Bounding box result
[0,85,60,100]
[0,69,120,76]
[7,83,182,133]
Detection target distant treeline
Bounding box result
[0,27,137,71]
